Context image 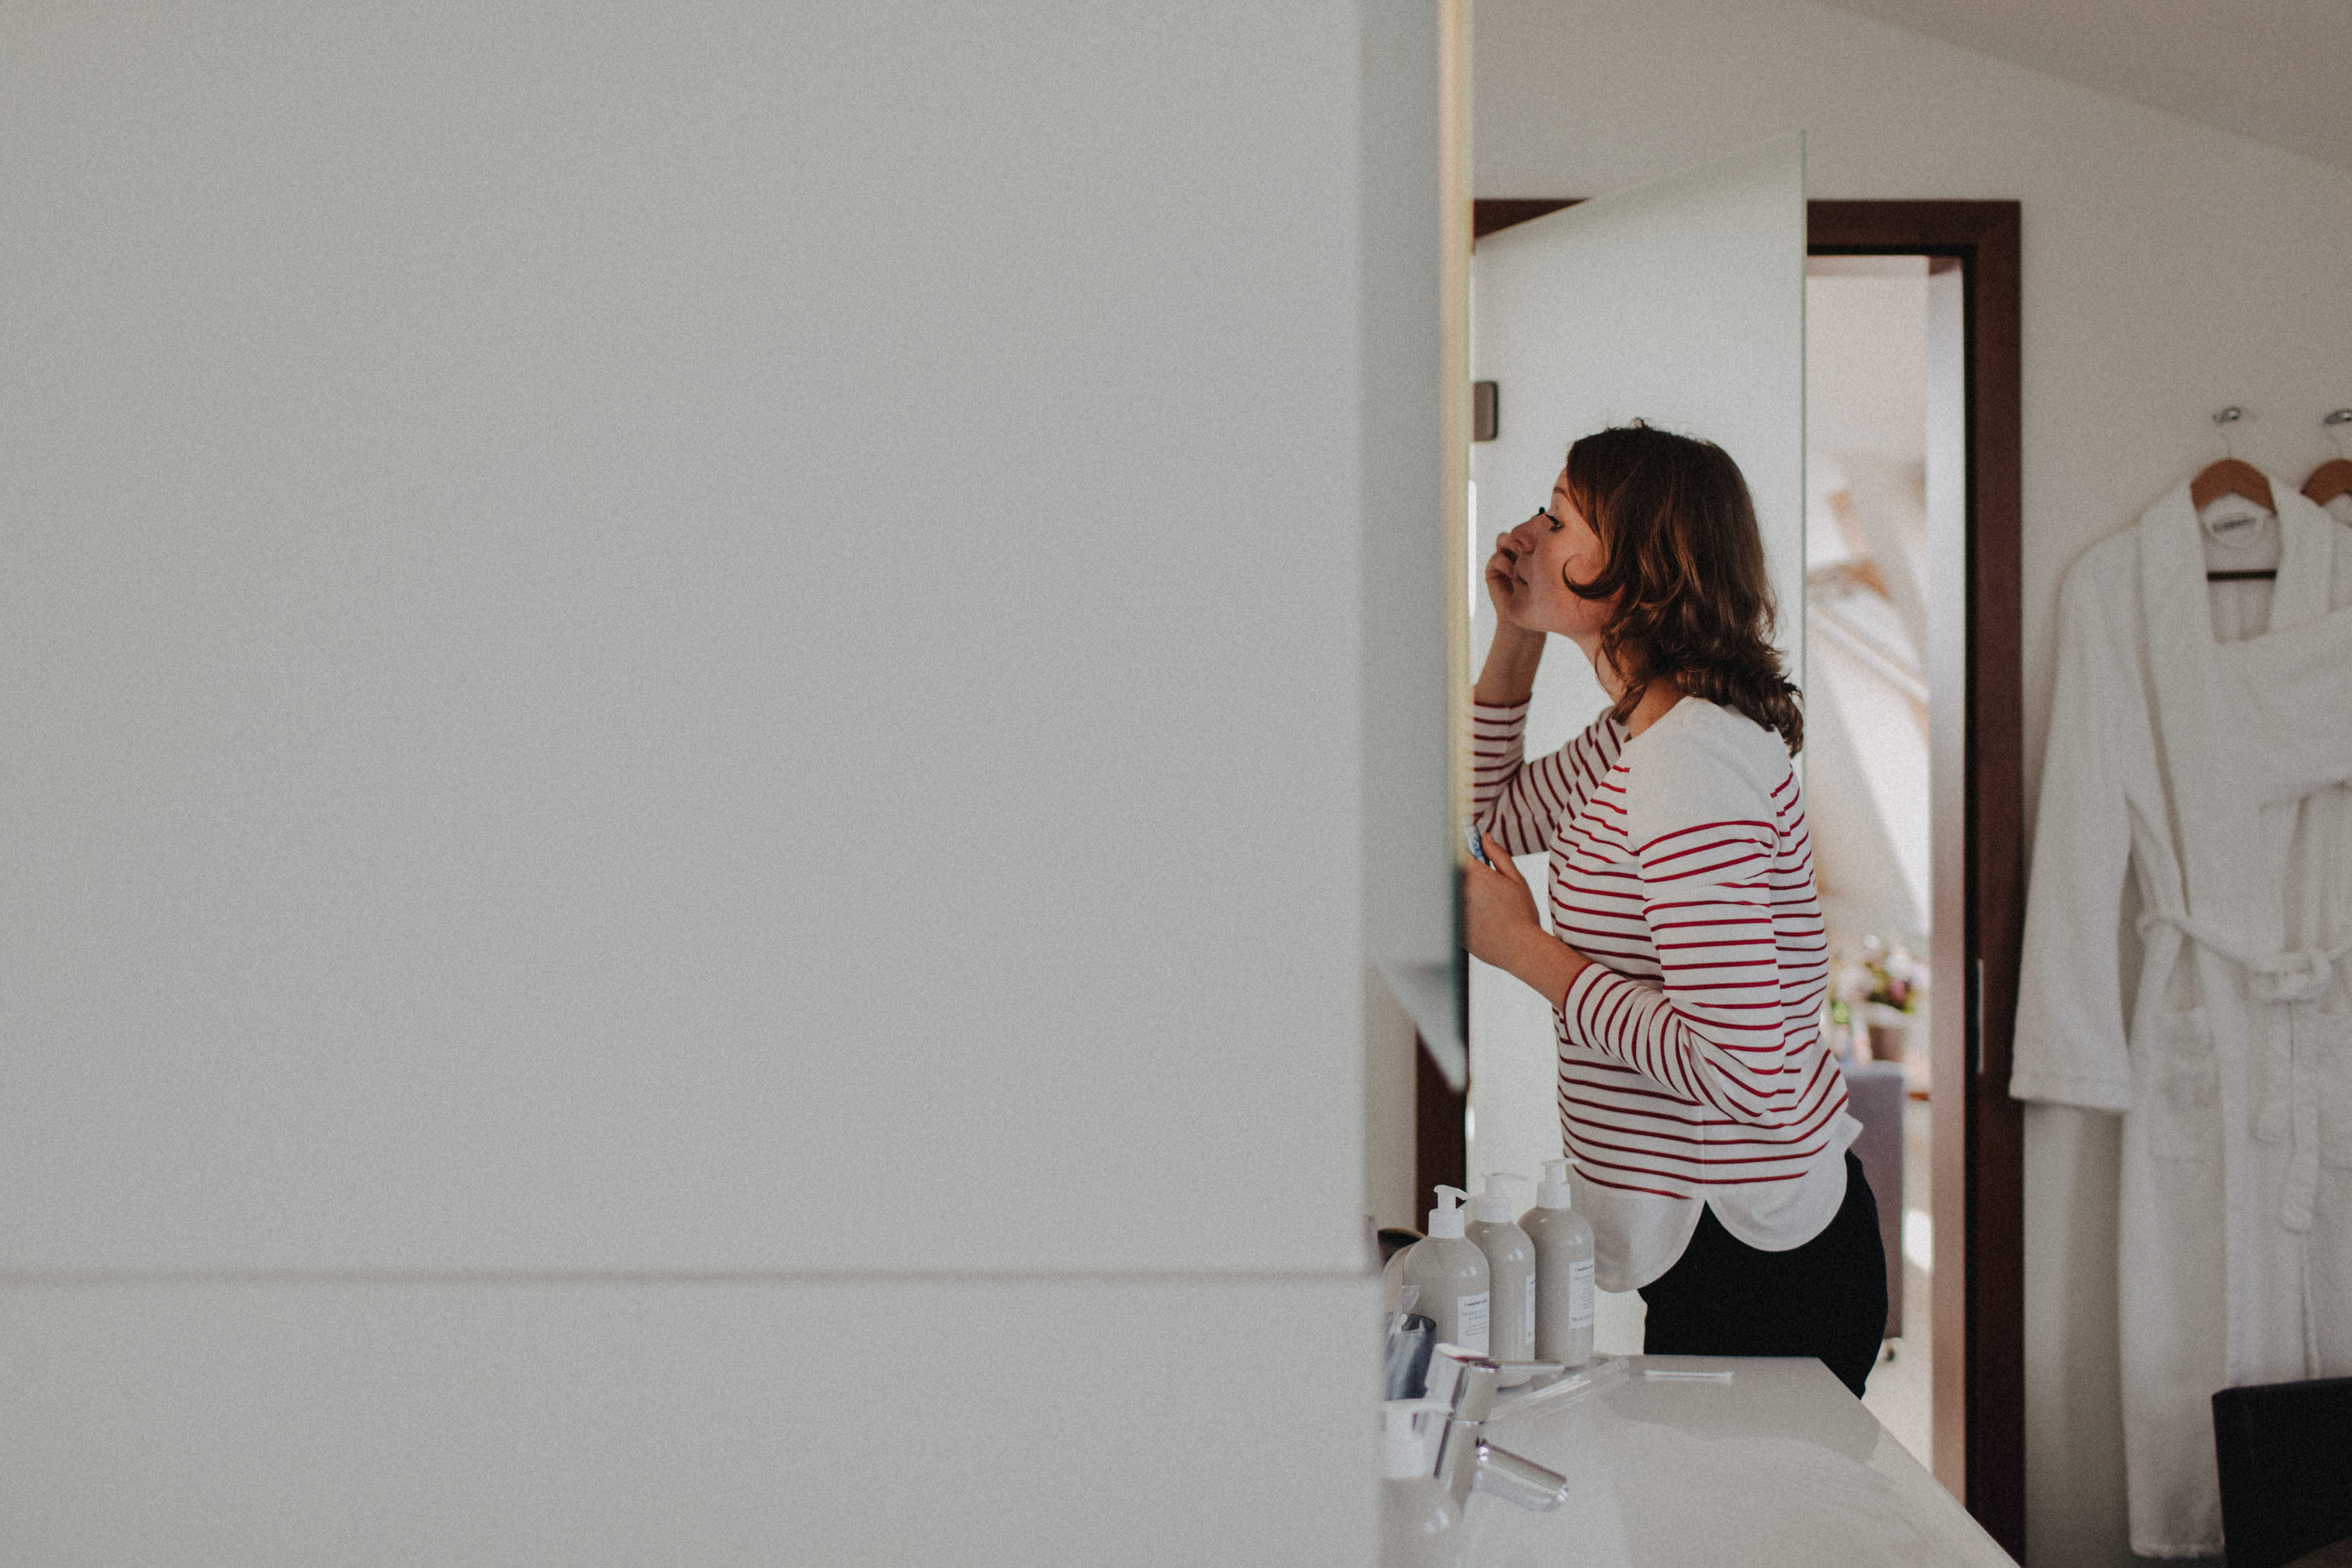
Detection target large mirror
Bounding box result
[1459,136,1808,1352]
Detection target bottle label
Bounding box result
[1456,1291,1490,1355]
[1525,1283,1537,1348]
[1570,1259,1595,1329]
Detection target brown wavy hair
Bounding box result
[1559,422,1803,753]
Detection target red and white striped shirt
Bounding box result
[1472,695,1858,1290]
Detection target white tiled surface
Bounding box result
[0,0,1370,1278]
[0,1274,1378,1566]
[2,5,1420,1563]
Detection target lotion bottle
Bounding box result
[1464,1173,1537,1372]
[1519,1158,1595,1368]
[1398,1185,1490,1356]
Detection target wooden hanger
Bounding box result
[2190,457,2274,514]
[2192,462,2278,581]
[2194,408,2278,581]
[2306,412,2352,508]
[2306,459,2352,508]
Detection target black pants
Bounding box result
[1638,1152,1889,1398]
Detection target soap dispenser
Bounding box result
[1464,1173,1537,1370]
[1519,1158,1595,1368]
[1398,1185,1490,1356]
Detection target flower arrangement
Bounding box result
[1832,935,1927,1020]
[1863,937,1926,1013]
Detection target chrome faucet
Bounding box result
[1383,1345,1572,1565]
[1427,1348,1573,1513]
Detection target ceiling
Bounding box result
[1814,0,2352,173]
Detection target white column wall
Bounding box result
[1358,0,1455,1237]
[1,4,1408,1560]
[1472,2,2352,1563]
[0,1276,1373,1566]
[1,0,1367,1279]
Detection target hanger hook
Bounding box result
[2213,405,2247,459]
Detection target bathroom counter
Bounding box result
[1459,1354,2014,1566]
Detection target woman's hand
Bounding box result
[1474,533,1549,710]
[1485,532,1534,631]
[1464,829,1544,967]
[1464,829,1589,1010]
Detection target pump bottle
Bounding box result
[1464,1173,1537,1371]
[1519,1158,1595,1368]
[1396,1185,1490,1356]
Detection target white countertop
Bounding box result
[1458,1355,2016,1567]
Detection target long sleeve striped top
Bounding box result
[1472,694,1858,1291]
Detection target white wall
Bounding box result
[0,3,1413,1559]
[1360,0,1456,1236]
[1476,2,2352,1563]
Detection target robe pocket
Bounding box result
[2317,1010,2352,1169]
[2143,1007,2221,1164]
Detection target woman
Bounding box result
[1462,422,1886,1396]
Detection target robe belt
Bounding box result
[2135,909,2347,1233]
[2135,909,2352,1004]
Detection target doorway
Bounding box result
[1803,251,1947,1471]
[1457,196,2024,1558]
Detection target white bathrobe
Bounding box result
[2013,476,2352,1558]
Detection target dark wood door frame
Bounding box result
[1813,200,2025,1563]
[1467,197,2027,1560]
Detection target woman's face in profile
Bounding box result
[1504,467,1613,641]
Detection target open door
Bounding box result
[1465,136,1807,1354]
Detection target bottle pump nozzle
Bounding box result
[1428,1184,1470,1239]
[1473,1171,1528,1223]
[1536,1159,1576,1210]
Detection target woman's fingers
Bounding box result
[1467,832,1523,887]
[1462,833,1543,968]
[1486,547,1520,605]
[1482,832,1523,884]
